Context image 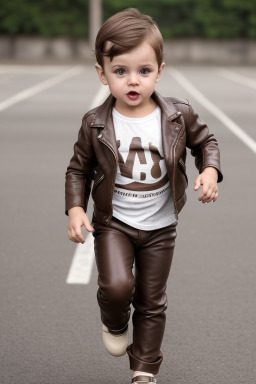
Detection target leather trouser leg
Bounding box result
[92,215,178,374]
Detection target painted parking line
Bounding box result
[0,65,84,112]
[169,68,256,154]
[66,233,95,284]
[0,65,72,74]
[66,85,109,285]
[90,84,110,109]
[216,68,256,91]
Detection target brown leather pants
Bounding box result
[92,214,178,374]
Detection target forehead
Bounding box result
[103,40,158,66]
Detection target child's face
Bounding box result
[95,40,165,117]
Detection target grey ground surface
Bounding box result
[0,64,255,384]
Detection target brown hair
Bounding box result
[95,8,163,68]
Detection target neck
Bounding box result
[114,97,157,118]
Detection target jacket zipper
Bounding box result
[172,145,178,221]
[178,158,186,169]
[97,136,118,223]
[171,125,185,220]
[93,174,104,191]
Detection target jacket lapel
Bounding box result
[91,93,119,161]
[152,91,183,166]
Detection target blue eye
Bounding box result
[140,68,149,75]
[116,69,125,76]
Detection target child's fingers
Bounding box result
[69,226,85,243]
[194,176,202,191]
[68,228,76,242]
[213,190,219,202]
[83,217,94,232]
[199,185,215,203]
[204,190,215,203]
[75,228,85,243]
[198,184,210,201]
[201,187,218,203]
[209,189,218,202]
[208,187,218,202]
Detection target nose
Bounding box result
[128,72,139,86]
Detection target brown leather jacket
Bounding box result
[65,91,223,224]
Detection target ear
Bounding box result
[155,62,165,83]
[95,63,108,85]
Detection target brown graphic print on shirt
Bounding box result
[116,137,168,191]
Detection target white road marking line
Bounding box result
[90,85,110,109]
[169,68,256,154]
[0,65,73,74]
[66,84,110,285]
[66,232,95,284]
[0,65,84,112]
[216,68,256,90]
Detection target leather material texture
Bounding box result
[92,215,178,374]
[65,91,223,223]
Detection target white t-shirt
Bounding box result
[112,106,176,230]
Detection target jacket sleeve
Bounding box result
[65,117,97,216]
[184,100,223,183]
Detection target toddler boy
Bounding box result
[65,8,223,384]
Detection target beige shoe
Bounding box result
[102,324,129,356]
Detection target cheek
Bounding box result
[109,80,122,93]
[145,79,158,90]
[107,84,120,99]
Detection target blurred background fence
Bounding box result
[0,0,256,64]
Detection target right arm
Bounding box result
[65,117,96,242]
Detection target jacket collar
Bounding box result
[91,90,180,127]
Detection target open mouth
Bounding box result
[127,91,139,99]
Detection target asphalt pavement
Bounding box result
[0,63,256,384]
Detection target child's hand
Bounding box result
[67,207,94,244]
[194,167,218,203]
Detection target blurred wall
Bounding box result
[0,36,256,65]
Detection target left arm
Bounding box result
[184,100,223,183]
[182,100,223,203]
